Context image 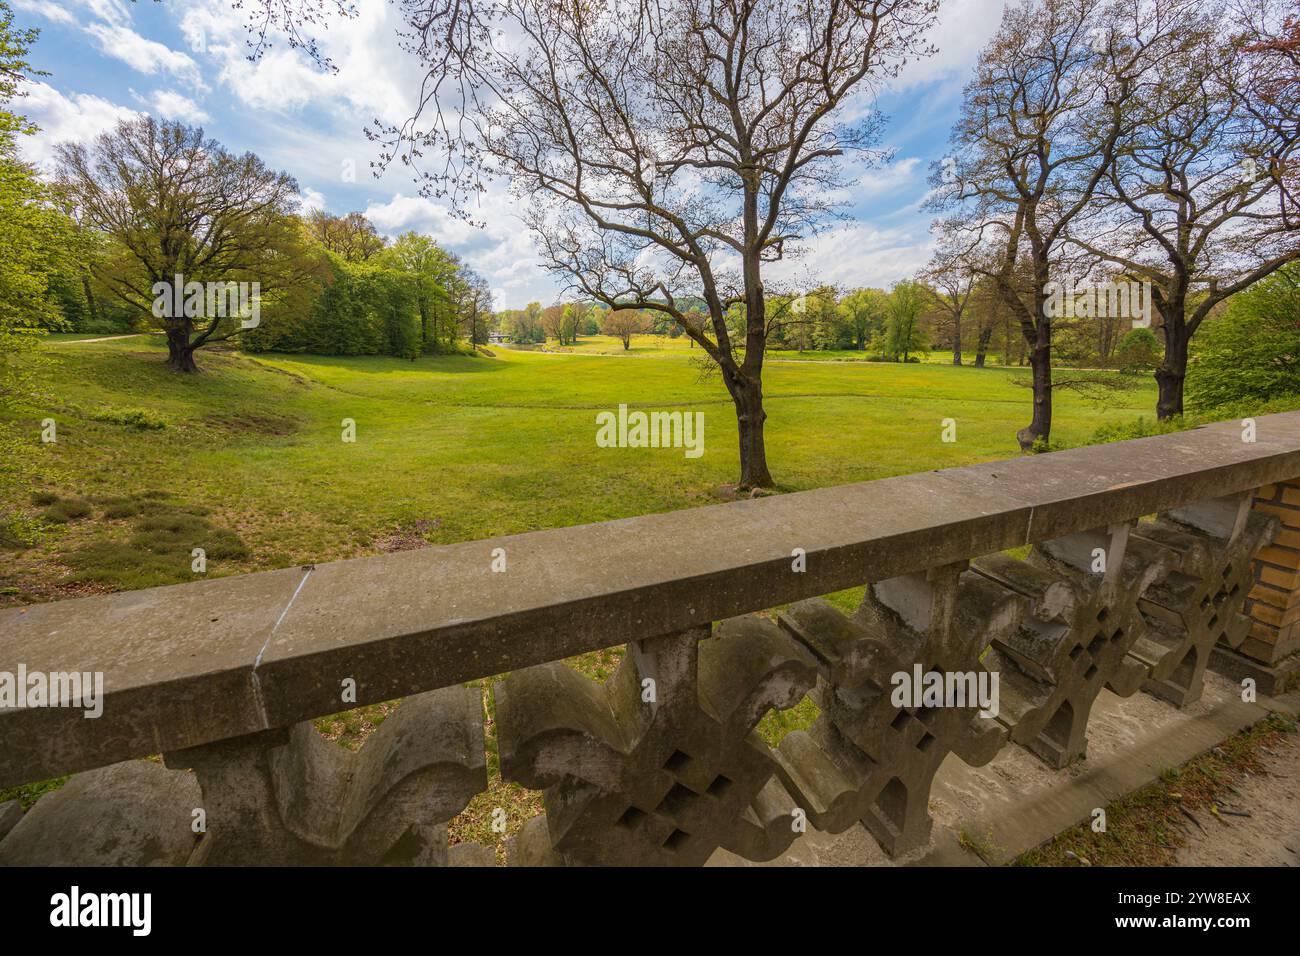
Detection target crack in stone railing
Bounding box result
[249,564,314,730]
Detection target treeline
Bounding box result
[493,276,1163,371]
[495,301,601,345]
[6,78,493,372]
[241,218,492,360]
[37,179,494,366]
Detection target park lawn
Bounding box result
[527,333,698,354]
[0,333,1157,604]
[534,334,1012,365]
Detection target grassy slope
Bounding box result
[0,334,1156,599]
[0,334,1157,601]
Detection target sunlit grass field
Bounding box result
[537,332,1008,364]
[2,331,1155,601]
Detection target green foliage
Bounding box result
[838,288,888,350]
[1086,393,1300,447]
[1187,265,1300,411]
[876,281,930,361]
[247,255,424,359]
[1115,326,1160,373]
[373,231,466,352]
[501,302,545,343]
[1088,414,1189,444]
[802,288,850,351]
[0,774,68,810]
[0,2,82,545]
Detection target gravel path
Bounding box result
[1174,730,1300,866]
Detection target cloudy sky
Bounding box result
[13,0,1009,310]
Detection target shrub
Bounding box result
[90,406,167,430]
[1115,327,1160,373]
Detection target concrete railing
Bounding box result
[2,412,1300,865]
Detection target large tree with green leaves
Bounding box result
[880,280,929,361]
[1071,0,1299,419]
[56,117,305,372]
[838,288,889,352]
[375,231,462,352]
[1187,263,1300,410]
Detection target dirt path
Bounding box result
[1174,729,1300,866]
[58,334,144,344]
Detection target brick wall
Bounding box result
[1245,481,1300,665]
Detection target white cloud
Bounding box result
[149,89,211,123]
[298,186,327,214]
[85,22,204,87]
[17,81,142,167]
[364,191,552,304]
[179,0,420,122]
[770,222,936,291]
[12,0,77,26]
[853,157,924,201]
[893,0,1007,90]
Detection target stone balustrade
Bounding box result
[2,412,1300,865]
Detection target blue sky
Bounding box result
[13,0,1010,309]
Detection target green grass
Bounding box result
[534,334,1012,365]
[0,333,1159,602]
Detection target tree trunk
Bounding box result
[732,377,773,489]
[81,270,100,325]
[165,326,199,372]
[974,326,992,368]
[733,162,775,491]
[952,312,962,365]
[1156,319,1188,420]
[1017,327,1052,450]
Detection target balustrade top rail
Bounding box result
[3,411,1300,789]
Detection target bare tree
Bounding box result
[307,210,387,262]
[933,0,1176,449]
[1240,0,1300,221]
[602,308,650,350]
[1071,0,1299,418]
[921,242,979,365]
[335,0,938,488]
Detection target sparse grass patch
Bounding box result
[1014,713,1296,867]
[62,499,248,589]
[0,775,70,811]
[958,826,999,860]
[41,497,93,524]
[757,694,820,747]
[314,701,399,749]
